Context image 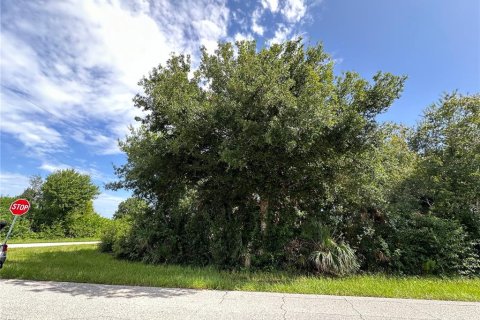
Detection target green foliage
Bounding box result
[379,94,480,276]
[389,214,479,276]
[100,38,478,277]
[37,169,100,228]
[113,197,148,220]
[108,39,406,275]
[338,124,418,271]
[339,94,480,276]
[2,169,108,241]
[67,201,111,238]
[303,224,359,276]
[309,244,359,276]
[0,196,37,240]
[100,218,132,254]
[35,221,67,239]
[409,94,480,239]
[20,175,43,207]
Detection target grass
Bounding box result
[1,245,479,301]
[7,237,100,244]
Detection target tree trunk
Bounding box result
[243,244,252,269]
[260,198,269,235]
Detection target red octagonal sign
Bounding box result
[9,199,31,216]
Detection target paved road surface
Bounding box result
[0,280,478,320]
[8,241,100,248]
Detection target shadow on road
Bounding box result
[4,279,197,299]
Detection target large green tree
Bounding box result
[37,169,100,228]
[110,39,406,269]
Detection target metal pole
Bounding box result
[3,215,18,245]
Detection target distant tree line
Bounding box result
[0,169,110,239]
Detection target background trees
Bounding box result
[410,94,480,238]
[0,196,37,239]
[113,197,148,220]
[35,169,99,228]
[1,169,109,239]
[390,94,480,275]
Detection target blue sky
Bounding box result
[1,0,479,217]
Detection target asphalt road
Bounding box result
[0,280,478,320]
[8,241,100,248]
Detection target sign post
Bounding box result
[3,199,31,244]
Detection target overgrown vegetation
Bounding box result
[104,39,479,277]
[2,245,479,301]
[0,170,110,240]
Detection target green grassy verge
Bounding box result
[7,238,100,244]
[1,245,479,301]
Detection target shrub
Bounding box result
[389,214,479,276]
[100,218,132,256]
[285,222,360,276]
[68,212,111,238]
[309,241,359,276]
[306,226,359,276]
[36,221,66,239]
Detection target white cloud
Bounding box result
[0,0,320,202]
[268,24,294,45]
[94,192,129,218]
[38,162,108,183]
[234,33,255,42]
[332,57,344,65]
[0,92,66,157]
[252,8,265,36]
[262,0,279,13]
[266,0,314,46]
[1,0,314,162]
[38,163,70,173]
[281,0,307,23]
[0,172,30,196]
[0,0,230,161]
[70,129,121,155]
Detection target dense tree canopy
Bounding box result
[410,94,480,236]
[38,169,100,226]
[108,40,411,270]
[105,40,479,276]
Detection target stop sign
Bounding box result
[9,199,31,216]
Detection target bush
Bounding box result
[100,218,132,256]
[36,222,66,239]
[306,225,359,276]
[309,241,359,276]
[283,222,359,276]
[389,214,479,276]
[68,213,111,238]
[106,39,407,272]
